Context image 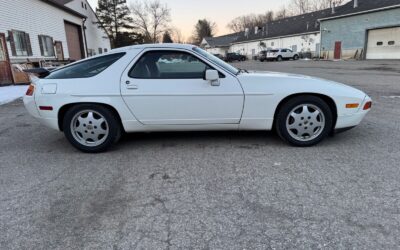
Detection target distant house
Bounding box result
[0,0,111,85]
[229,9,336,59]
[319,0,400,60]
[201,33,240,55]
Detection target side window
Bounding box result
[377,42,383,46]
[129,51,213,79]
[281,49,287,52]
[46,52,125,79]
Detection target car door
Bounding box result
[280,49,288,58]
[120,49,244,125]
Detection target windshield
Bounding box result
[192,47,239,75]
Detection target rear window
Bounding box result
[46,53,126,79]
[269,50,279,53]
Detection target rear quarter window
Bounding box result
[46,52,126,79]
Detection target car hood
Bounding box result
[237,71,366,99]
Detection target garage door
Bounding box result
[366,27,400,59]
[64,22,84,61]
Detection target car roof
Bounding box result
[111,43,196,53]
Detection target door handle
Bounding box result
[125,80,138,90]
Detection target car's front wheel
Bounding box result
[63,104,122,153]
[275,96,333,147]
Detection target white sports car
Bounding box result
[24,44,372,153]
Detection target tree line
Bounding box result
[95,0,348,48]
[227,0,347,33]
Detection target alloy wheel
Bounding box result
[286,104,326,142]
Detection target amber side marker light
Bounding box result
[26,84,35,96]
[345,103,359,109]
[363,101,372,110]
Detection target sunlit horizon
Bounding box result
[87,0,291,41]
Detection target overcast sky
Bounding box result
[87,0,291,40]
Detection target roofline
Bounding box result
[231,31,320,45]
[319,4,400,21]
[41,0,86,18]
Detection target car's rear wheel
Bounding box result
[275,96,333,147]
[293,55,299,60]
[63,104,121,153]
[277,56,283,62]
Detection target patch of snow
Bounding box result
[0,85,28,105]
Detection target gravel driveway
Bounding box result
[1,60,400,249]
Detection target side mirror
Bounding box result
[204,69,220,86]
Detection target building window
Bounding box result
[98,48,103,54]
[38,35,55,57]
[271,42,274,46]
[11,30,31,56]
[85,4,87,9]
[388,41,395,46]
[377,42,383,46]
[81,1,84,8]
[104,48,108,53]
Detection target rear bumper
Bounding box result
[23,95,59,131]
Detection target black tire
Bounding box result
[275,95,333,147]
[260,59,265,62]
[63,104,122,153]
[293,55,299,60]
[277,56,283,62]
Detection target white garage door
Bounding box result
[366,27,400,59]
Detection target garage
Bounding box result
[64,21,84,61]
[366,27,400,59]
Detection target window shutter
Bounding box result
[25,33,32,56]
[38,35,44,56]
[8,31,16,56]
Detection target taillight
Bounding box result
[26,84,35,96]
[363,101,372,110]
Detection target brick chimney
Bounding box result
[331,2,336,14]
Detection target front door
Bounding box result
[0,33,13,85]
[120,49,244,125]
[334,41,342,60]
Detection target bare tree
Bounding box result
[289,0,347,15]
[310,0,346,11]
[191,19,217,45]
[130,0,171,43]
[170,27,185,43]
[288,0,311,15]
[227,12,274,32]
[275,7,290,20]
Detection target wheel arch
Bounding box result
[273,93,338,132]
[58,102,125,132]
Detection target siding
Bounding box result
[0,0,83,62]
[320,7,400,59]
[230,33,321,58]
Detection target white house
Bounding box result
[201,33,240,55]
[64,0,111,57]
[0,0,111,85]
[229,9,335,59]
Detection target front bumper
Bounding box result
[335,96,372,129]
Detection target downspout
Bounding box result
[82,17,89,58]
